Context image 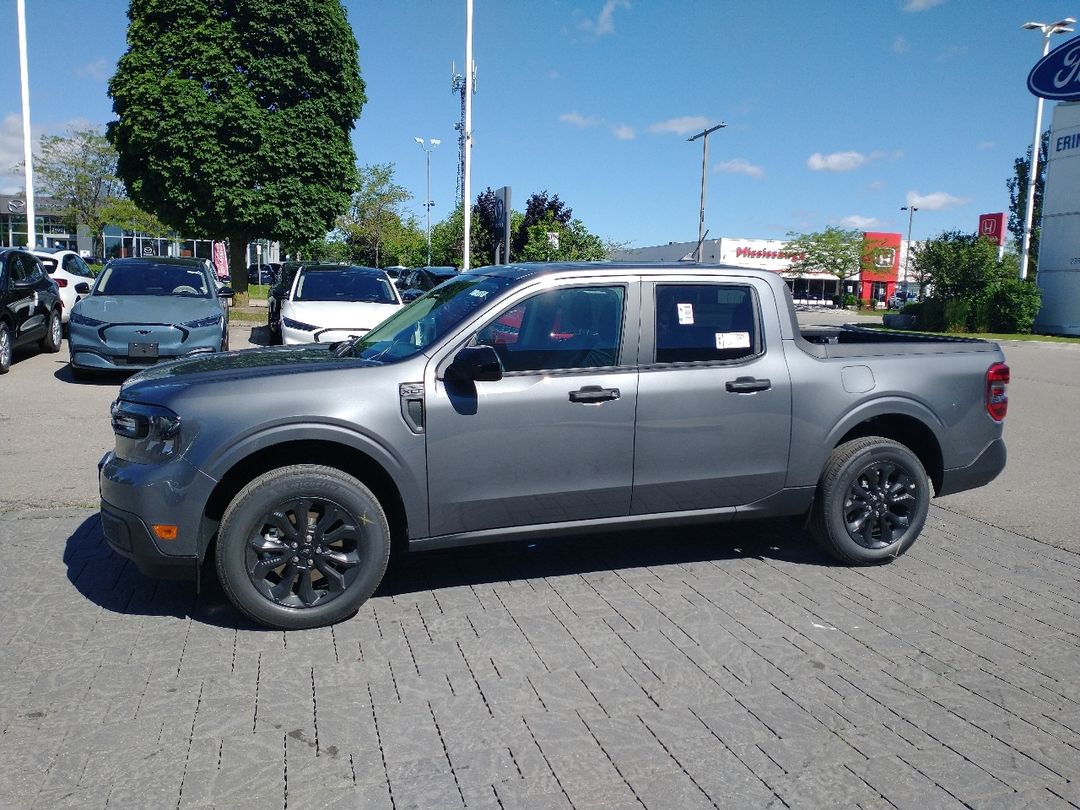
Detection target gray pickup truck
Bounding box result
[99,262,1009,629]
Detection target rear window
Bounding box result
[654,284,760,363]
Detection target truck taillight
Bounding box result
[986,362,1009,422]
[54,277,67,287]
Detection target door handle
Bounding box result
[725,376,771,393]
[569,385,620,404]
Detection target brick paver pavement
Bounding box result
[1,505,1078,808]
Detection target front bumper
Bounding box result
[98,450,219,579]
[936,438,1007,497]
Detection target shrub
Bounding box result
[988,278,1041,334]
[943,299,970,332]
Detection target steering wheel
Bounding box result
[173,285,199,295]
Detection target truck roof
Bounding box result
[471,261,782,283]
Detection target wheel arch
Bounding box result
[201,439,410,559]
[833,412,944,495]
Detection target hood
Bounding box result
[286,299,401,331]
[119,343,379,402]
[77,294,221,324]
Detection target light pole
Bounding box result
[901,205,918,298]
[414,137,440,267]
[687,122,726,260]
[1019,17,1075,280]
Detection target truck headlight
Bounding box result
[111,400,182,458]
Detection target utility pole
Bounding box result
[414,137,440,266]
[687,123,725,260]
[17,0,36,249]
[462,0,474,270]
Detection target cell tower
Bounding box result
[451,61,475,208]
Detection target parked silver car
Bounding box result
[68,257,234,379]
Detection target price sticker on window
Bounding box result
[677,303,694,325]
[715,332,751,350]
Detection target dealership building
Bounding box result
[612,232,916,304]
[0,193,279,266]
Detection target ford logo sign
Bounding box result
[1028,35,1080,101]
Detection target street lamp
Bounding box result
[687,122,726,260]
[1019,17,1075,280]
[414,137,440,267]
[901,205,918,298]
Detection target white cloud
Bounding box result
[559,111,601,128]
[714,158,763,178]
[647,115,711,136]
[75,59,109,82]
[903,0,944,11]
[579,0,631,36]
[892,35,910,54]
[611,124,635,140]
[807,150,869,172]
[906,190,969,210]
[839,215,885,229]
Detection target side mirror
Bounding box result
[218,286,235,299]
[445,345,503,383]
[75,282,91,294]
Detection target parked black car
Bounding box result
[266,262,303,344]
[396,266,458,300]
[1,247,64,373]
[247,262,281,285]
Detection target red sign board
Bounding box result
[978,213,1006,246]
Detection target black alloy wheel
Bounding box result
[810,437,930,565]
[216,465,390,629]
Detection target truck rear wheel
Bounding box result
[810,437,929,565]
[216,464,390,629]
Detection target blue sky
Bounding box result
[1,0,1076,247]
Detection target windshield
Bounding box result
[94,262,211,297]
[295,268,398,303]
[340,273,514,363]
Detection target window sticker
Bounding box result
[715,331,751,350]
[677,303,694,325]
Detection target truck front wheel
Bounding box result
[216,464,390,629]
[810,437,930,565]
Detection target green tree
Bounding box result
[512,191,572,258]
[34,127,126,257]
[107,0,366,298]
[909,231,1040,333]
[1006,130,1049,274]
[517,215,606,262]
[339,163,412,267]
[785,226,873,287]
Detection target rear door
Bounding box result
[5,253,44,342]
[424,277,640,537]
[632,276,792,514]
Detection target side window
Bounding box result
[475,285,625,372]
[654,284,760,364]
[8,254,28,283]
[26,256,45,282]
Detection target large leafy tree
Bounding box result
[511,191,572,258]
[107,0,366,295]
[34,127,126,257]
[1006,130,1049,275]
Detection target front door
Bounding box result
[424,280,639,538]
[632,278,792,514]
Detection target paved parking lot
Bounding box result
[3,507,1079,808]
[1,317,1079,808]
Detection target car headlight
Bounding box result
[70,311,105,327]
[181,314,223,329]
[282,317,316,331]
[111,400,182,458]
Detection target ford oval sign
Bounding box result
[1028,35,1080,101]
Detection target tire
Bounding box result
[809,437,930,565]
[268,310,282,345]
[221,325,230,352]
[0,322,11,374]
[215,464,391,629]
[41,308,62,353]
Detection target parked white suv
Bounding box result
[31,249,96,325]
